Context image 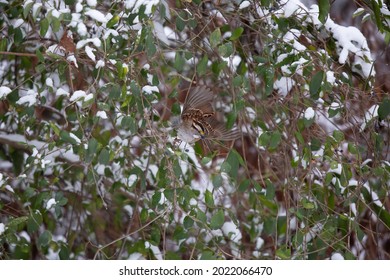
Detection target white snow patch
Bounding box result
[304,107,315,120]
[84,93,94,102]
[5,185,14,193]
[85,45,96,62]
[330,102,341,109]
[274,77,295,97]
[16,90,37,107]
[283,29,306,51]
[86,0,97,7]
[103,29,119,40]
[329,163,342,175]
[77,22,88,36]
[363,182,384,208]
[245,107,256,122]
[0,223,6,235]
[325,17,375,78]
[331,252,344,260]
[46,198,57,210]
[326,71,336,84]
[239,1,251,9]
[255,237,264,250]
[0,86,12,98]
[142,85,159,95]
[46,77,54,88]
[32,3,42,18]
[12,19,24,28]
[96,111,108,119]
[360,104,378,131]
[76,2,83,13]
[128,174,138,186]
[96,60,105,69]
[76,38,101,49]
[70,90,86,102]
[222,221,242,242]
[69,133,81,144]
[56,88,70,97]
[85,9,108,23]
[50,8,61,18]
[47,44,66,56]
[353,8,365,17]
[280,0,308,18]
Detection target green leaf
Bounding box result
[172,159,182,178]
[196,210,207,224]
[107,15,119,29]
[205,190,215,208]
[0,38,7,52]
[303,200,315,209]
[276,247,291,260]
[233,75,243,86]
[98,148,110,165]
[352,7,366,18]
[200,250,217,260]
[212,174,223,188]
[40,18,49,37]
[27,211,42,233]
[38,230,52,248]
[59,130,77,144]
[35,49,45,63]
[197,55,208,76]
[310,71,324,99]
[23,1,34,18]
[371,0,384,32]
[175,14,185,32]
[7,216,28,230]
[210,209,225,230]
[163,189,174,202]
[225,150,240,179]
[332,130,344,143]
[145,33,156,57]
[230,27,244,41]
[318,0,330,23]
[218,42,234,57]
[173,226,188,241]
[265,179,275,200]
[210,28,221,48]
[269,131,281,149]
[221,161,231,173]
[183,216,194,229]
[109,84,121,99]
[59,244,70,260]
[86,138,98,163]
[51,17,61,33]
[295,131,305,145]
[378,99,390,120]
[121,115,137,133]
[174,52,185,72]
[150,226,161,245]
[361,186,390,229]
[259,131,271,147]
[264,67,274,96]
[140,208,149,223]
[152,191,161,207]
[211,60,227,75]
[238,179,250,192]
[201,157,212,165]
[14,28,23,45]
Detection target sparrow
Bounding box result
[174,86,240,143]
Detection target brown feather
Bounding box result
[179,86,241,142]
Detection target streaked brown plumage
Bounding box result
[177,86,240,143]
